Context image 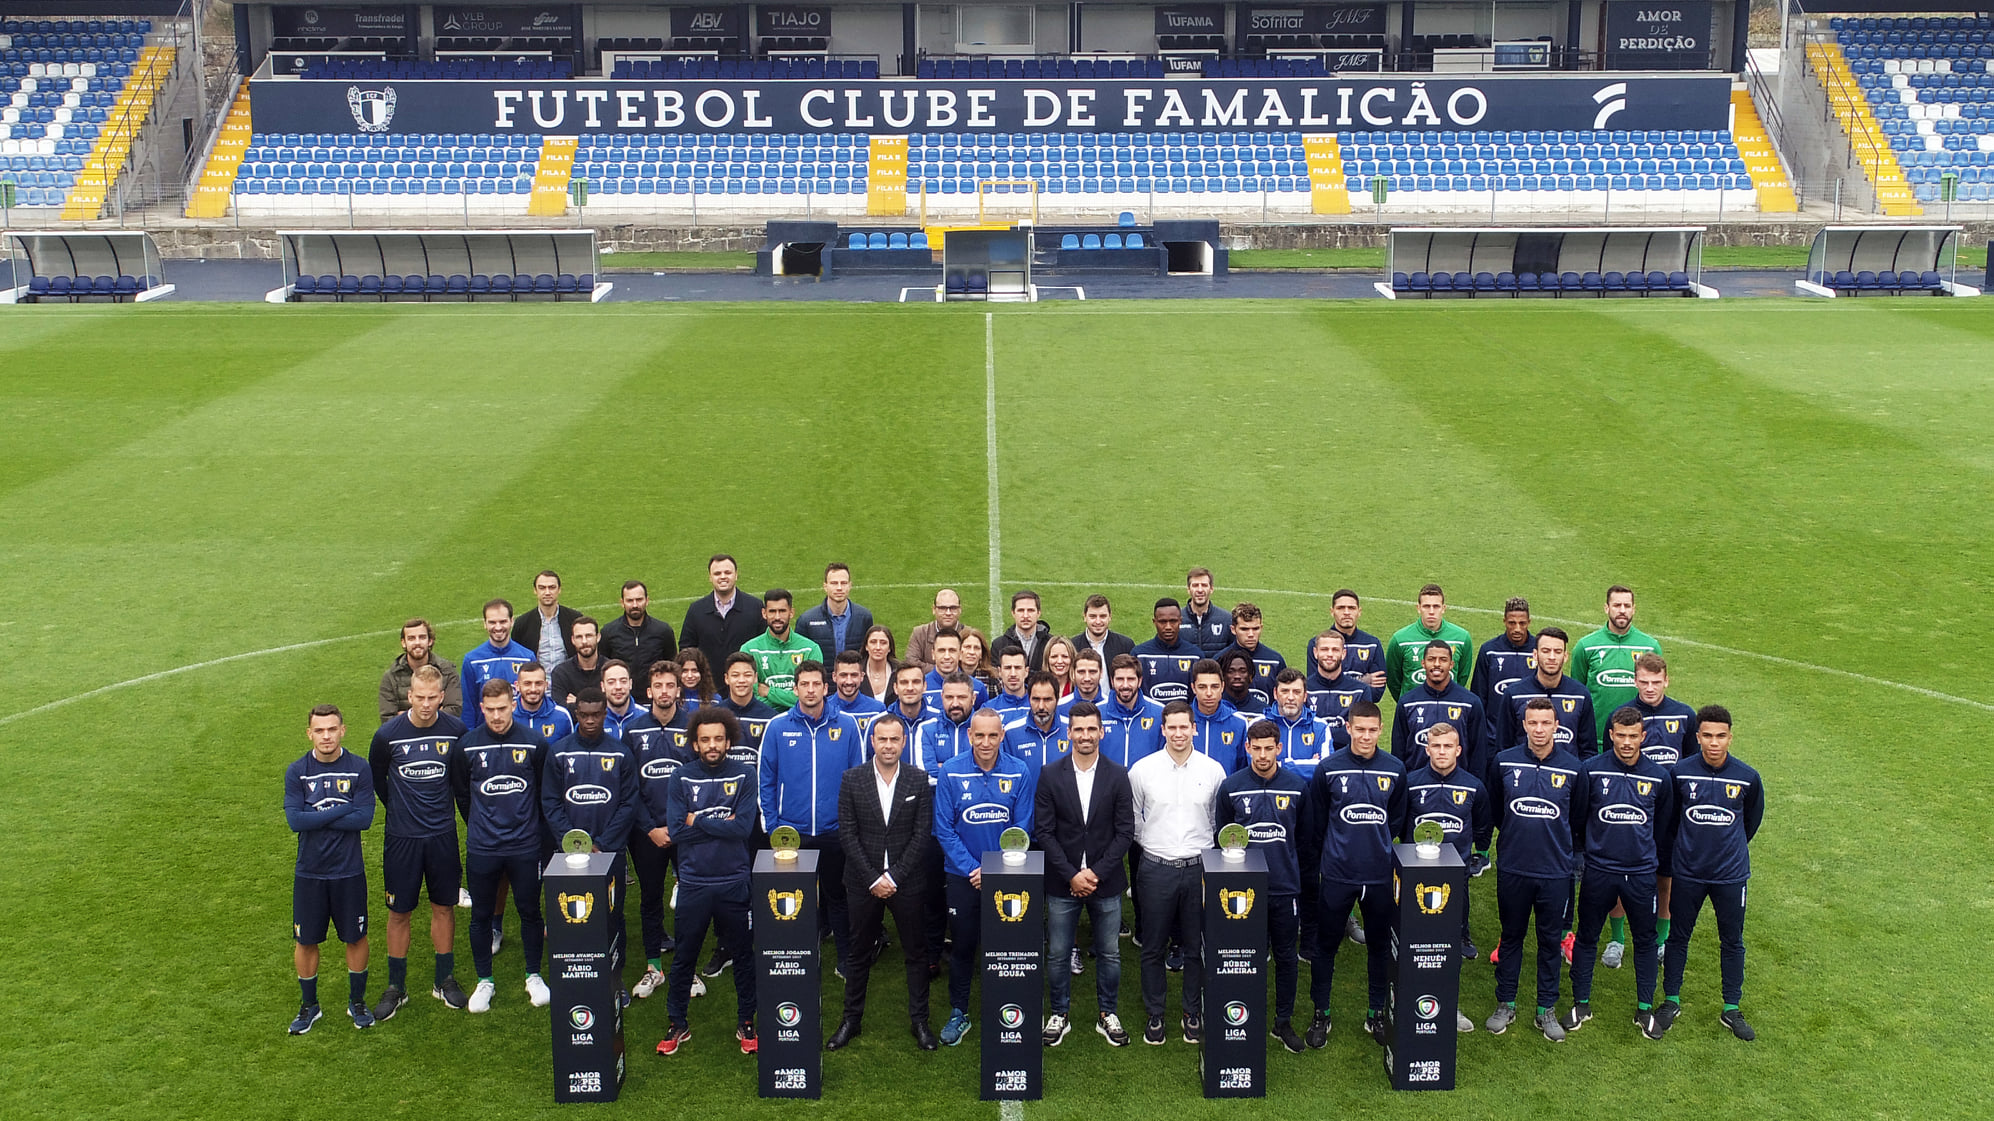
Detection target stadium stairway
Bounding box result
[1809,38,1923,215]
[526,135,576,216]
[61,43,171,220]
[866,135,906,215]
[1305,134,1350,214]
[185,83,252,218]
[1730,86,1797,212]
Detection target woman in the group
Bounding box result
[1042,634,1079,697]
[674,647,716,710]
[860,624,897,701]
[960,627,997,692]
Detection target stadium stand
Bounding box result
[572,132,872,206]
[1340,129,1759,207]
[613,57,877,79]
[0,18,153,209]
[299,59,574,81]
[1827,16,1994,207]
[230,132,544,216]
[916,58,1166,79]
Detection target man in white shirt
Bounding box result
[830,718,938,1051]
[1033,702,1135,1047]
[1127,700,1226,1046]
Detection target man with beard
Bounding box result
[761,661,865,977]
[1304,630,1369,755]
[827,650,888,733]
[1217,721,1309,1052]
[550,615,605,707]
[512,661,573,743]
[627,660,694,995]
[1491,628,1598,761]
[1063,649,1110,714]
[1182,568,1233,657]
[743,589,823,711]
[1003,671,1071,770]
[602,581,677,684]
[601,660,644,739]
[452,680,552,1013]
[461,599,534,730]
[380,618,461,723]
[1571,586,1663,739]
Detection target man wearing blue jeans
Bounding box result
[1033,703,1135,1047]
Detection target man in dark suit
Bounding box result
[1071,594,1136,667]
[679,554,765,669]
[797,562,876,660]
[1034,701,1136,1047]
[511,570,582,671]
[830,717,937,1051]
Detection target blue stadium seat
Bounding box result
[847,232,866,250]
[1126,233,1144,249]
[866,232,887,249]
[1104,233,1122,249]
[888,232,908,249]
[1060,234,1079,250]
[1081,233,1101,249]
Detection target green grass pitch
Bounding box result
[2,298,1990,1120]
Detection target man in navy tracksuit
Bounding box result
[1133,599,1203,704]
[1299,699,1406,1048]
[1565,706,1674,1036]
[368,665,469,1017]
[1632,652,1699,947]
[541,690,639,998]
[1327,590,1387,702]
[1486,698,1583,1041]
[1403,722,1493,982]
[1305,631,1370,754]
[1655,705,1764,1042]
[1471,598,1537,714]
[1392,640,1490,780]
[1217,721,1310,1053]
[1491,628,1598,761]
[626,660,694,995]
[759,660,864,974]
[932,708,1037,1046]
[718,652,780,758]
[1217,602,1285,708]
[286,704,377,1033]
[656,707,761,1057]
[451,679,552,1014]
[1182,568,1233,657]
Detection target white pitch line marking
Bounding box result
[985,311,1003,635]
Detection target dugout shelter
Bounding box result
[1378,225,1713,297]
[2,230,171,303]
[268,228,609,301]
[1795,225,1977,297]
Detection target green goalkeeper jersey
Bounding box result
[1569,625,1663,733]
[1384,619,1474,699]
[740,630,823,711]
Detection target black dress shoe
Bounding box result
[826,1019,861,1051]
[912,1021,939,1051]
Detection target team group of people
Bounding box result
[285,559,1765,1056]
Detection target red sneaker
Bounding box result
[656,1025,690,1055]
[737,1021,759,1054]
[1489,944,1500,965]
[1561,932,1576,965]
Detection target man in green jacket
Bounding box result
[1569,585,1663,736]
[741,589,823,711]
[1385,584,1473,700]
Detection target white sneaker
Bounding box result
[468,980,495,1013]
[691,974,708,998]
[1042,1012,1071,1047]
[670,882,679,909]
[1070,948,1084,975]
[458,887,473,908]
[491,927,503,955]
[524,974,550,1007]
[633,965,667,998]
[1602,940,1626,969]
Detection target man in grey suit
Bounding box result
[830,717,937,1051]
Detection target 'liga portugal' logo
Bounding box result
[777,1002,802,1027]
[1000,1004,1025,1029]
[570,1006,595,1030]
[1225,1001,1249,1026]
[1416,996,1440,1021]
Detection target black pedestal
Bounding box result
[1201,848,1268,1097]
[979,851,1044,1100]
[1385,843,1467,1090]
[544,851,627,1102]
[753,849,822,1098]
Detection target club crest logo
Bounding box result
[336,779,350,793]
[558,891,594,923]
[1225,1001,1249,1026]
[1338,695,1352,708]
[1141,718,1154,729]
[994,890,1030,921]
[777,1002,802,1027]
[1726,784,1741,799]
[1221,887,1254,918]
[998,778,1012,793]
[1376,776,1390,791]
[1552,774,1567,787]
[1637,780,1652,796]
[723,780,738,796]
[1448,706,1461,719]
[999,1004,1025,1028]
[513,748,528,764]
[1178,659,1191,671]
[768,889,804,919]
[345,86,396,132]
[1665,720,1680,733]
[1415,883,1451,914]
[1274,795,1291,810]
[1451,789,1467,805]
[829,728,840,740]
[1562,698,1577,713]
